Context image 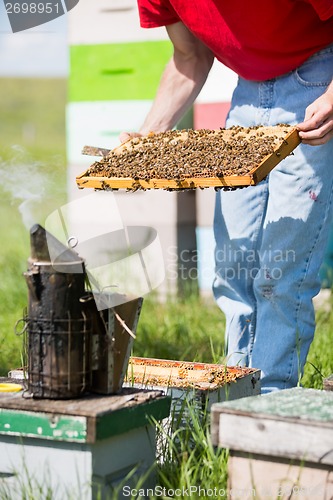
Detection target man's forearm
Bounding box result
[139,37,214,134]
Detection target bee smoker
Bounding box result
[24,224,91,399]
[80,292,143,395]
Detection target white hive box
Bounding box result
[211,387,333,500]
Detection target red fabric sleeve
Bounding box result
[137,0,180,28]
[305,0,333,20]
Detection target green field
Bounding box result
[0,78,67,375]
[0,77,333,497]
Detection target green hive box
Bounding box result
[0,386,170,499]
[69,41,172,102]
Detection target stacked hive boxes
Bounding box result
[67,0,237,296]
[67,0,195,296]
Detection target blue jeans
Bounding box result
[213,44,333,393]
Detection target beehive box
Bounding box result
[0,383,170,499]
[124,357,261,433]
[211,387,333,500]
[77,125,300,191]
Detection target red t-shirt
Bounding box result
[137,0,333,81]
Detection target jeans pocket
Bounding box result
[295,45,333,87]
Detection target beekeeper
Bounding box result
[123,1,333,393]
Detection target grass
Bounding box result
[134,293,226,363]
[302,304,333,389]
[154,401,229,497]
[0,77,333,498]
[0,78,67,162]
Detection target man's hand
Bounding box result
[119,132,143,143]
[298,83,333,145]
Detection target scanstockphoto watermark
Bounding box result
[166,244,296,282]
[122,484,326,497]
[122,486,229,497]
[3,0,80,33]
[215,244,296,281]
[215,244,296,266]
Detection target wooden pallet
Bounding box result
[76,127,300,191]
